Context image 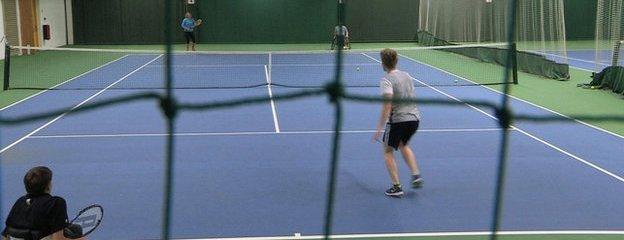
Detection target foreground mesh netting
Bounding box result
[1,1,623,240]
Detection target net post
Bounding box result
[4,44,11,91]
[268,52,272,83]
[612,40,622,66]
[511,43,519,85]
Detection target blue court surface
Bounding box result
[1,51,624,240]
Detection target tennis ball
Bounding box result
[356,66,360,71]
[454,79,458,83]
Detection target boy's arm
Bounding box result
[373,79,393,141]
[373,93,392,141]
[376,94,393,130]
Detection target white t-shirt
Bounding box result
[380,69,421,123]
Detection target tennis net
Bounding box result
[3,43,516,90]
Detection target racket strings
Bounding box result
[71,205,104,236]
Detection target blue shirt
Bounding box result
[181,18,195,32]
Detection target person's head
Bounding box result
[23,166,53,195]
[185,12,192,19]
[380,48,398,72]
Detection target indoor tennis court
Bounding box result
[1,0,623,240]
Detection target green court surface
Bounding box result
[0,50,125,109]
[516,40,609,51]
[399,44,624,138]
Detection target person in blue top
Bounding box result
[181,12,198,51]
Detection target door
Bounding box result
[19,0,39,48]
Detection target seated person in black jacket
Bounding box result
[2,166,84,240]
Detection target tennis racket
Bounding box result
[374,123,391,144]
[66,205,104,238]
[195,19,203,27]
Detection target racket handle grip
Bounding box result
[63,224,83,239]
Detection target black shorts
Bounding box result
[185,32,196,44]
[383,121,419,150]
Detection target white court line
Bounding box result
[396,52,624,141]
[177,230,624,240]
[569,65,593,71]
[378,52,624,183]
[145,64,265,68]
[0,54,130,112]
[363,53,501,122]
[514,127,624,182]
[28,128,508,139]
[265,65,281,133]
[145,63,380,68]
[0,54,163,154]
[526,51,622,72]
[530,51,607,66]
[361,52,379,63]
[277,63,379,67]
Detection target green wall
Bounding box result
[564,0,597,40]
[72,0,123,44]
[344,0,419,42]
[72,0,602,44]
[73,0,337,44]
[72,0,180,44]
[72,0,423,44]
[193,0,336,43]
